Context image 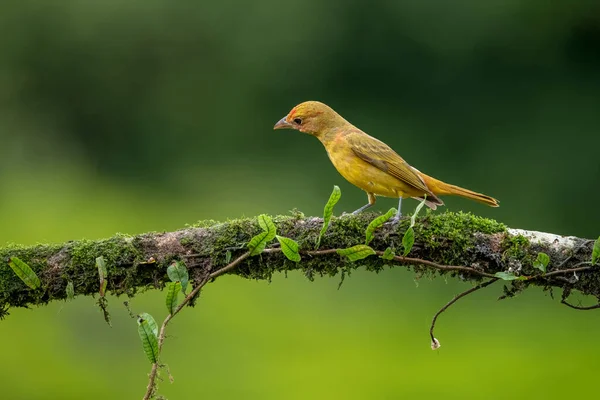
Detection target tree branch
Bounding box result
[1,211,598,318]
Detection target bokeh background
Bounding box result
[1,1,600,399]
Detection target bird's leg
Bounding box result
[352,192,376,214]
[386,197,403,225]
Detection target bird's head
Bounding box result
[273,101,346,138]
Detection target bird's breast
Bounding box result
[324,142,410,198]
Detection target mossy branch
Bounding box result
[1,211,598,318]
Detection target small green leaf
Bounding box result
[533,252,550,273]
[276,235,301,262]
[96,256,107,276]
[410,197,428,227]
[494,271,521,281]
[316,185,342,249]
[365,208,397,245]
[137,314,159,364]
[380,247,395,260]
[258,214,277,239]
[96,256,108,297]
[139,312,159,337]
[402,227,415,256]
[592,236,600,266]
[66,281,75,301]
[8,256,41,290]
[248,214,277,256]
[167,261,189,293]
[165,281,182,314]
[337,245,376,262]
[225,250,232,264]
[398,198,426,256]
[248,233,269,256]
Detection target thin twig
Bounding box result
[274,248,496,278]
[263,248,339,256]
[543,261,593,278]
[305,249,340,256]
[560,299,600,310]
[374,251,498,278]
[209,252,251,279]
[206,249,592,281]
[143,252,251,399]
[429,278,499,344]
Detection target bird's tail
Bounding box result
[419,173,499,207]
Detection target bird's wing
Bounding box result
[346,131,433,195]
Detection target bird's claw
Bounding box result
[385,216,402,226]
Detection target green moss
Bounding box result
[0,210,524,316]
[0,242,64,314]
[190,219,220,228]
[243,210,509,281]
[67,233,145,298]
[416,210,505,242]
[70,233,140,271]
[326,213,373,247]
[179,236,193,247]
[288,208,305,219]
[412,210,506,266]
[501,234,530,260]
[499,234,533,274]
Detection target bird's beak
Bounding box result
[273,117,292,130]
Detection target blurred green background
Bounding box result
[1,0,599,399]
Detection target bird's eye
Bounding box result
[293,118,302,125]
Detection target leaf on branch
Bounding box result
[400,199,427,256]
[365,208,397,245]
[337,245,376,262]
[592,236,600,266]
[316,185,341,249]
[533,252,550,273]
[96,256,108,297]
[248,214,277,256]
[276,235,301,262]
[66,281,75,301]
[96,257,112,326]
[380,247,395,261]
[402,227,415,256]
[8,257,41,290]
[137,313,159,364]
[139,312,159,337]
[494,271,524,281]
[165,281,182,314]
[167,261,189,293]
[258,213,276,235]
[225,250,232,264]
[410,197,428,227]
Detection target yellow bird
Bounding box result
[274,101,498,222]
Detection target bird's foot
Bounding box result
[385,215,402,226]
